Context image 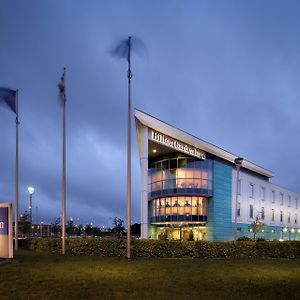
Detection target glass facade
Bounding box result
[148,157,213,198]
[149,196,207,223]
[148,155,212,241]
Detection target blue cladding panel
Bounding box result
[206,160,233,241]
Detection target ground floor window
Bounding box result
[152,224,206,241]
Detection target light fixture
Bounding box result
[153,149,157,153]
[28,187,35,195]
[234,157,244,168]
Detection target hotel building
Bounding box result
[135,109,300,241]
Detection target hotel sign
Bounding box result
[0,207,8,235]
[150,130,206,160]
[0,203,13,259]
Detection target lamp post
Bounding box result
[234,157,243,242]
[28,187,34,237]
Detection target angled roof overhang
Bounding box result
[135,109,274,179]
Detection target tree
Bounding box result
[66,219,75,236]
[131,223,141,237]
[84,224,93,236]
[249,213,265,241]
[112,217,125,238]
[74,224,83,236]
[51,217,61,236]
[19,211,30,236]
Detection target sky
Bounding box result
[1,0,300,227]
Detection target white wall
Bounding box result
[232,170,300,229]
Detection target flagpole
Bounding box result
[62,68,66,255]
[127,36,132,259]
[14,89,19,250]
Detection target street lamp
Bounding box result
[234,157,243,242]
[28,187,34,237]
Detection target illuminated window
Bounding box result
[288,212,291,223]
[271,209,275,222]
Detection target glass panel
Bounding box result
[162,160,169,170]
[170,159,177,169]
[186,159,194,168]
[178,158,187,168]
[184,196,191,215]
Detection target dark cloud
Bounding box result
[1,0,300,226]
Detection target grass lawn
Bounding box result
[1,251,300,300]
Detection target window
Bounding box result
[249,183,255,198]
[237,179,241,195]
[260,187,266,201]
[249,204,253,219]
[280,193,284,206]
[280,211,283,223]
[288,212,291,223]
[237,202,241,217]
[288,195,291,207]
[272,190,275,203]
[261,207,265,220]
[271,209,275,222]
[295,214,298,225]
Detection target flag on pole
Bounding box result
[58,68,67,255]
[58,71,66,106]
[110,36,147,64]
[0,88,17,114]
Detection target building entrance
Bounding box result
[155,224,206,241]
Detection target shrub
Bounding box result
[237,236,253,241]
[19,238,300,259]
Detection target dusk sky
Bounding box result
[1,0,300,227]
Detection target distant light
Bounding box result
[291,228,295,233]
[283,227,288,233]
[279,239,284,242]
[298,229,300,233]
[153,149,157,153]
[90,222,93,226]
[28,187,35,195]
[70,217,73,221]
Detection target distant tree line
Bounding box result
[18,212,140,238]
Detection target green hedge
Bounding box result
[18,238,300,259]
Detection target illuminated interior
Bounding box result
[148,142,212,241]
